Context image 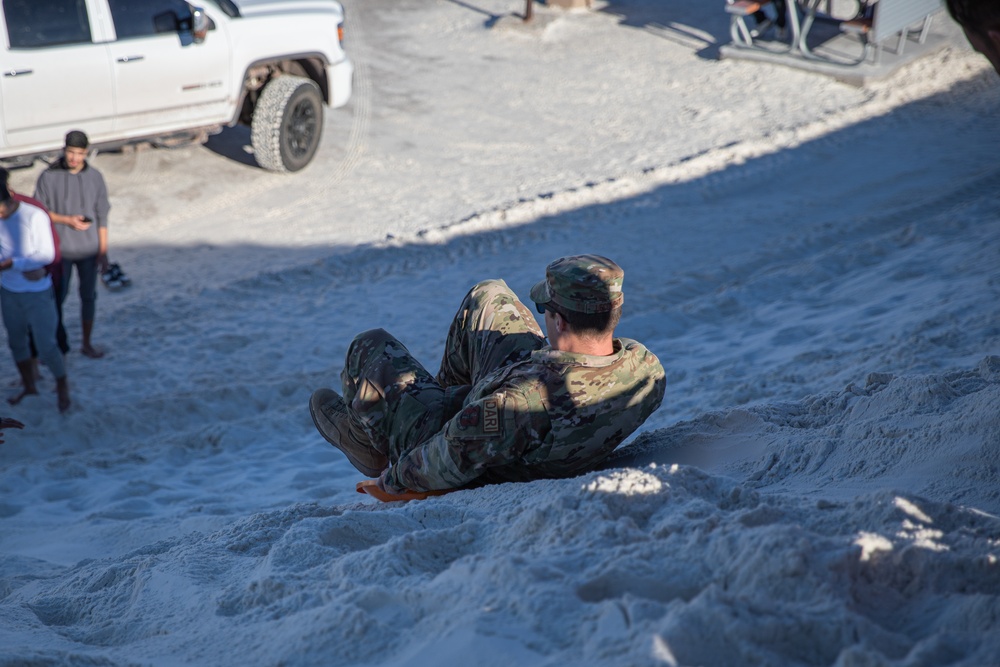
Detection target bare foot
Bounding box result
[81,344,105,359]
[56,378,71,413]
[7,387,37,405]
[12,361,41,388]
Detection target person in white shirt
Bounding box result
[0,185,70,412]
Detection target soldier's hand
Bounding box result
[376,469,405,495]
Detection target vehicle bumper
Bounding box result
[327,57,353,108]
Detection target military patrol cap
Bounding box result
[530,254,624,315]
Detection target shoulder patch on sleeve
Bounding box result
[459,404,481,429]
[482,397,501,434]
[451,394,505,439]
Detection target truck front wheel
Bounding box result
[251,75,323,173]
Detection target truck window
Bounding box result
[205,0,240,18]
[107,0,194,40]
[3,0,92,48]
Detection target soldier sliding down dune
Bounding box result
[310,254,666,499]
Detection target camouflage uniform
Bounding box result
[340,256,666,493]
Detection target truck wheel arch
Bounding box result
[233,55,331,126]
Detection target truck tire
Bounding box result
[251,75,323,173]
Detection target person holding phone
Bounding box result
[0,185,71,412]
[33,130,111,359]
[0,167,62,384]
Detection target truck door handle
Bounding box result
[4,69,33,77]
[116,55,145,63]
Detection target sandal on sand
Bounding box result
[101,263,131,291]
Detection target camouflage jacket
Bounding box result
[385,338,665,492]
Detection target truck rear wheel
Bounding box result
[251,75,323,173]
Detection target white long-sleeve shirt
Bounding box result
[0,200,54,293]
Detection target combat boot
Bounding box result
[309,388,388,477]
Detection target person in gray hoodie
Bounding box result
[33,130,110,359]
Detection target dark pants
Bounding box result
[2,286,66,378]
[29,262,66,357]
[55,255,99,352]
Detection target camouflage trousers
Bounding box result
[340,279,545,462]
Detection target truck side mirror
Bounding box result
[192,6,210,44]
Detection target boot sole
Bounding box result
[309,388,387,477]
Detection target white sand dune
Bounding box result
[1,1,999,665]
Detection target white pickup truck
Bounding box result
[0,0,353,172]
